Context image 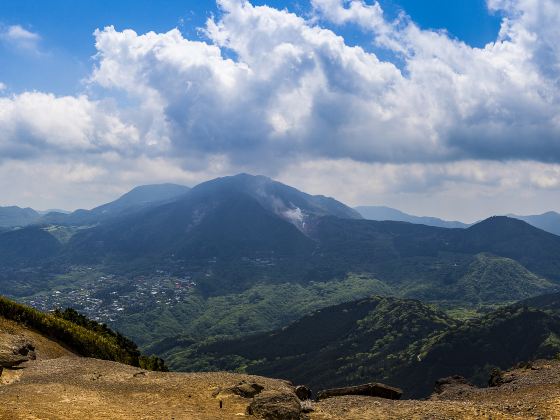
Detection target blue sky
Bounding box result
[0,0,501,94]
[0,0,558,221]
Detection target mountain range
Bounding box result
[190,293,560,398]
[355,205,560,236]
[2,174,560,298]
[2,173,560,396]
[506,211,560,236]
[2,177,559,237]
[355,206,469,228]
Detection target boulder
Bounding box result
[0,334,35,369]
[295,385,312,401]
[232,381,265,398]
[488,368,509,387]
[247,391,302,420]
[433,375,474,394]
[213,380,264,399]
[316,382,402,401]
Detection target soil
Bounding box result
[2,316,560,419]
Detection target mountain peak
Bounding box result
[0,206,40,228]
[470,215,534,230]
[116,183,191,206]
[192,173,361,228]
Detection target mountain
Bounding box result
[455,216,560,281]
[63,182,560,290]
[508,211,560,236]
[197,174,363,224]
[355,206,468,228]
[193,295,560,398]
[41,183,191,226]
[0,206,40,228]
[59,174,361,293]
[3,199,559,299]
[3,176,560,371]
[191,297,456,387]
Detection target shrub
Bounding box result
[0,295,167,371]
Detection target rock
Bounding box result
[213,380,265,399]
[233,381,264,398]
[489,368,508,387]
[316,382,402,401]
[300,400,314,413]
[434,375,474,394]
[295,385,312,401]
[247,391,302,420]
[0,334,36,369]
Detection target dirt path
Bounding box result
[0,357,296,419]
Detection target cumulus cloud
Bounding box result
[0,0,560,216]
[0,25,41,52]
[83,0,560,165]
[311,0,560,161]
[0,92,141,160]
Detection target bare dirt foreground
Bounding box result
[2,317,560,419]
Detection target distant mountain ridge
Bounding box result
[356,205,560,236]
[2,178,559,236]
[0,206,40,228]
[41,183,191,226]
[507,211,560,236]
[355,206,468,228]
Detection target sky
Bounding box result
[0,0,558,222]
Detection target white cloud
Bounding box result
[0,25,41,52]
[311,0,560,161]
[0,92,142,159]
[1,0,560,218]
[83,0,560,166]
[276,158,560,222]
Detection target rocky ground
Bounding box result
[2,316,560,419]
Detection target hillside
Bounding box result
[109,256,551,362]
[0,295,165,371]
[0,206,40,228]
[191,295,560,398]
[517,291,560,311]
[0,226,62,266]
